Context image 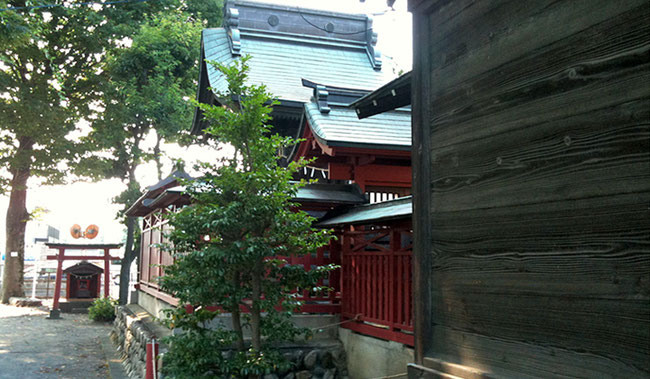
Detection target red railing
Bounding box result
[138,210,340,313]
[340,227,414,346]
[138,210,415,345]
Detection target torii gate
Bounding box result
[45,242,122,319]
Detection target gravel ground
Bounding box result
[0,304,112,379]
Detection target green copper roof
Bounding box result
[317,196,412,227]
[304,102,411,150]
[293,182,366,205]
[201,28,397,103]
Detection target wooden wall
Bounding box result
[409,0,650,377]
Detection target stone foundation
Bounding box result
[112,302,351,378]
[262,343,349,378]
[338,328,412,379]
[113,305,158,379]
[8,297,42,307]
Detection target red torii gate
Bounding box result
[45,242,121,319]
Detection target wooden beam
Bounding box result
[329,163,412,187]
[45,243,122,250]
[47,255,120,261]
[411,8,433,365]
[103,249,110,298]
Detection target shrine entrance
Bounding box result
[45,243,121,319]
[64,262,103,299]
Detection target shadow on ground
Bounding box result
[0,304,112,379]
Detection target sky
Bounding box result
[0,0,412,256]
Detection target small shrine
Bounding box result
[45,224,121,318]
[63,261,103,299]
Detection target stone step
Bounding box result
[8,297,42,307]
[59,301,94,313]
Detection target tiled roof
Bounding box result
[201,28,397,103]
[304,102,411,150]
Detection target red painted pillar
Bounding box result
[104,248,110,298]
[145,339,159,379]
[52,248,65,311]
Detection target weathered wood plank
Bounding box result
[411,9,434,364]
[430,99,650,211]
[428,196,650,373]
[429,6,650,148]
[409,0,650,377]
[426,0,648,95]
[427,325,649,378]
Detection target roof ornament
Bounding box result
[366,18,382,70]
[225,6,241,56]
[315,85,331,114]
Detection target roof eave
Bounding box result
[351,71,412,119]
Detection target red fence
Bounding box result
[340,227,414,346]
[137,209,341,313]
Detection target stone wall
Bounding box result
[264,343,349,379]
[113,305,156,379]
[113,302,351,378]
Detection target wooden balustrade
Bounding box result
[138,210,341,313]
[340,227,414,346]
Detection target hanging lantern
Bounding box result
[85,225,99,239]
[70,224,82,239]
[70,224,100,239]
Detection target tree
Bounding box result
[159,58,335,377]
[80,11,204,304]
[0,0,173,303]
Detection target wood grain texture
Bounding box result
[427,325,649,378]
[430,195,650,373]
[411,9,434,364]
[409,0,650,377]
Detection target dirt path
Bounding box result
[0,304,112,379]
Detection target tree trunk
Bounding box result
[249,259,263,351]
[153,134,163,180]
[118,215,137,305]
[1,139,33,303]
[231,271,245,351]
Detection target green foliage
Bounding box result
[184,0,224,28]
[159,58,335,377]
[161,331,292,378]
[79,11,203,191]
[0,0,219,303]
[0,0,180,190]
[88,297,117,322]
[0,0,190,303]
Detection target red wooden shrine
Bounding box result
[63,261,103,300]
[45,243,121,318]
[293,125,412,195]
[129,0,416,346]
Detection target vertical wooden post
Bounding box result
[49,248,65,318]
[104,248,110,298]
[390,229,401,332]
[145,339,159,379]
[410,8,433,364]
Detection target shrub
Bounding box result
[88,297,117,322]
